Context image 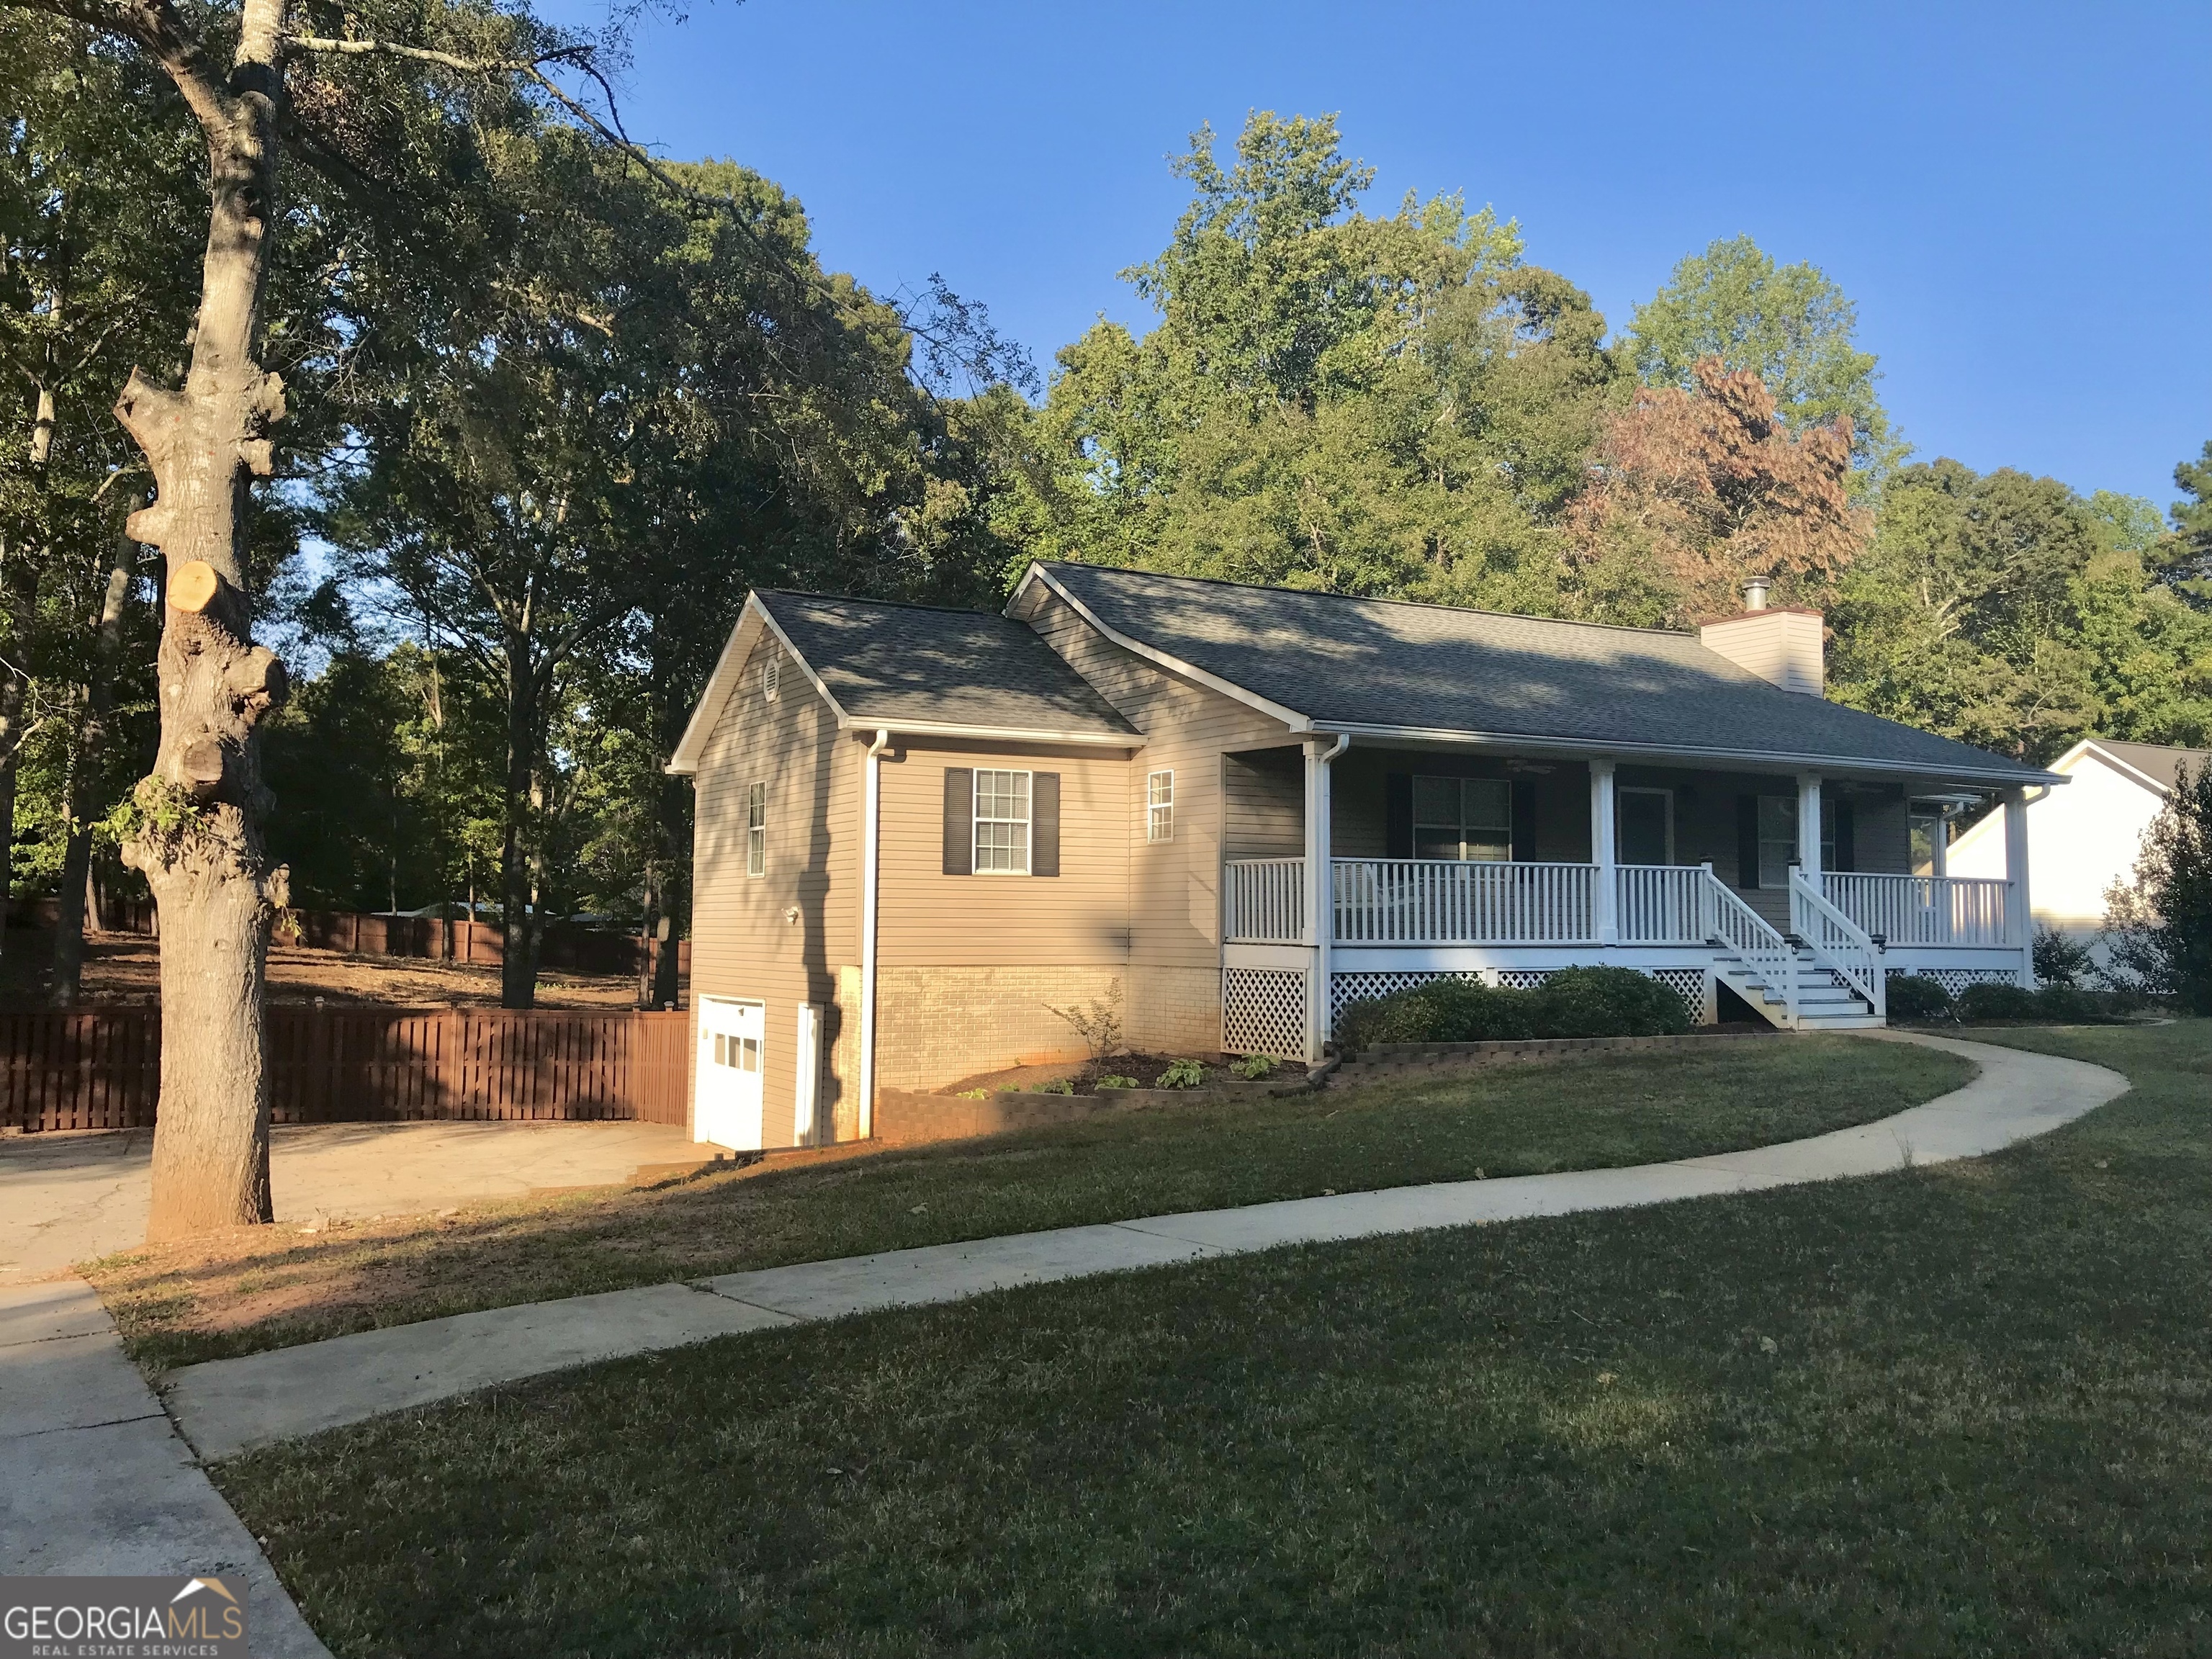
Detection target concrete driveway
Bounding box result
[0,1120,706,1280]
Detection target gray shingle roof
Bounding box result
[2090,740,2211,791]
[757,590,1139,739]
[1040,563,2049,781]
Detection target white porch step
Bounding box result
[1710,948,1877,1030]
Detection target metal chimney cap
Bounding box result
[1742,577,1771,612]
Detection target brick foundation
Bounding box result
[872,965,1125,1093]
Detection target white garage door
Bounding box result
[696,997,765,1150]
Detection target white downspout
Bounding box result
[858,728,890,1138]
[1304,733,1349,1063]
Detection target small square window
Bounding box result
[973,769,1032,874]
[1146,769,1174,843]
[746,781,766,878]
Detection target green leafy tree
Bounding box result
[2159,440,2212,605]
[1006,112,1622,608]
[1629,235,1902,482]
[1829,459,2212,760]
[2103,760,2212,1012]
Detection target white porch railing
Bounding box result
[1330,859,1597,945]
[1701,873,1795,1013]
[1791,871,1886,1017]
[1615,865,1708,945]
[1822,871,2013,947]
[1223,855,1307,944]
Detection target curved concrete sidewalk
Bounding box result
[164,1031,2126,1462]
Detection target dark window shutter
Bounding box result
[1032,772,1061,876]
[1385,773,1413,858]
[1736,794,1759,887]
[1510,779,1537,861]
[1835,799,1856,873]
[942,768,973,876]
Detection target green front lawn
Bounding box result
[94,1034,1963,1371]
[214,1024,2205,1658]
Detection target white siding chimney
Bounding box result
[1699,582,1825,696]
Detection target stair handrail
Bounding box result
[1789,870,1886,1019]
[1698,863,1794,1022]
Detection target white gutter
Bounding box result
[857,727,890,1138]
[835,716,1144,748]
[1318,721,2067,788]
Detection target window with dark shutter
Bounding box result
[1385,773,1413,858]
[1032,772,1061,876]
[1834,799,1856,872]
[942,768,974,876]
[1510,780,1537,862]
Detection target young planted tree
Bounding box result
[2103,760,2212,1012]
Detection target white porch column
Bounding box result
[2003,786,2033,986]
[1303,735,1347,1061]
[1796,772,1823,883]
[1589,759,1618,943]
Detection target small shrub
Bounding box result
[1229,1053,1276,1081]
[2029,983,2124,1023]
[1095,1074,1139,1090]
[955,1087,988,1100]
[1527,967,1691,1038]
[2032,925,2095,987]
[1158,1058,1207,1089]
[1956,981,2041,1021]
[1037,1077,1075,1096]
[1885,975,1954,1022]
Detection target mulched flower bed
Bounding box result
[940,1052,1305,1097]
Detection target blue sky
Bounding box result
[554,0,2208,509]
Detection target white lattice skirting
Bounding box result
[1889,966,2019,995]
[1223,967,1308,1058]
[1328,966,1708,1028]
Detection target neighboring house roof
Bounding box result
[2077,739,2212,793]
[1022,562,2057,784]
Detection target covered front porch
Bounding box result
[1218,740,2033,1060]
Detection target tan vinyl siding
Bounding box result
[1223,747,1304,858]
[688,630,858,1143]
[875,738,1130,968]
[1023,588,1295,976]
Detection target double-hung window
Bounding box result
[973,769,1032,874]
[1412,776,1513,861]
[1755,796,1837,887]
[745,781,766,878]
[1146,769,1174,843]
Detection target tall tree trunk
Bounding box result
[118,0,292,1242]
[0,542,37,961]
[648,609,685,1009]
[498,631,536,1007]
[51,526,136,1005]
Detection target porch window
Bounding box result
[974,769,1032,874]
[1909,809,1942,877]
[1413,776,1513,862]
[1617,788,1674,864]
[1755,796,1836,887]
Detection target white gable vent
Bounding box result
[760,652,781,702]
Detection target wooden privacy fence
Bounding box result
[1,1007,691,1134]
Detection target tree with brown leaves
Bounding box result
[1567,356,1868,625]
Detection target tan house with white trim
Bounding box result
[668,563,2064,1151]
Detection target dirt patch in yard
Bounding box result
[1,926,665,1008]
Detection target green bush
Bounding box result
[1037,1077,1075,1096]
[2032,926,2095,987]
[1527,966,1692,1038]
[1956,981,2041,1021]
[1334,967,1689,1053]
[1096,1074,1139,1090]
[1885,975,1954,1022]
[1158,1058,1207,1089]
[1228,1053,1277,1080]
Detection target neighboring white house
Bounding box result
[1948,739,2209,949]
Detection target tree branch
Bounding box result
[1,0,236,137]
